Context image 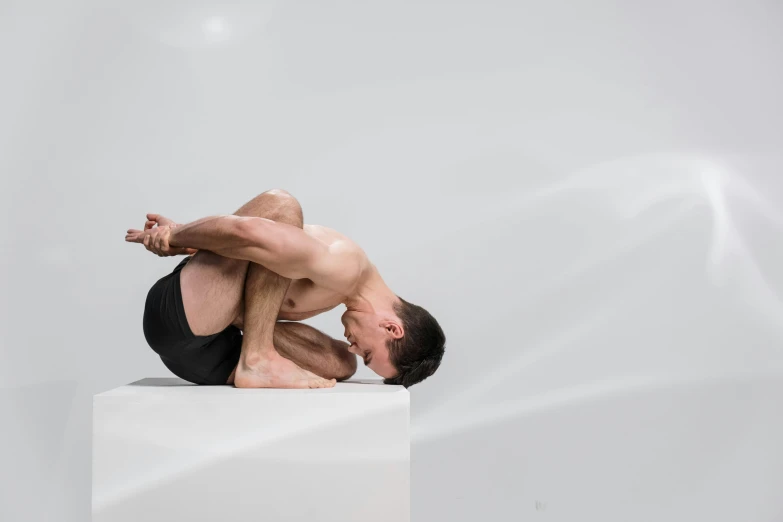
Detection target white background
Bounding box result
[1,1,782,520]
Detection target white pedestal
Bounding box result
[92,378,410,521]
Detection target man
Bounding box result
[125,189,445,389]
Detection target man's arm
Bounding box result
[271,322,357,381]
[128,214,366,293]
[169,216,365,293]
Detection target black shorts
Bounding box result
[143,256,242,385]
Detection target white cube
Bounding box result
[92,377,410,521]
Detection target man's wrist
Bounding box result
[168,225,183,248]
[164,215,242,253]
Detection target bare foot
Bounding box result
[234,350,336,389]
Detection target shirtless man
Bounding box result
[125,189,445,389]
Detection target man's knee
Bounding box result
[264,188,293,199]
[239,189,303,227]
[263,189,303,227]
[316,351,357,381]
[334,353,358,381]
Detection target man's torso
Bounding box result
[238,224,367,325]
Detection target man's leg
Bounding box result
[272,322,357,381]
[179,189,333,388]
[225,322,357,384]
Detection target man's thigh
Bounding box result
[179,250,249,336]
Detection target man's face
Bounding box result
[341,310,398,379]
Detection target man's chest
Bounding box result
[277,278,343,320]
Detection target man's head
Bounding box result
[342,297,445,387]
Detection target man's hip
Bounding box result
[143,256,241,385]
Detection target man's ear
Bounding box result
[382,321,404,339]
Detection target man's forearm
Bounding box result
[273,322,357,381]
[168,215,310,281]
[169,215,250,254]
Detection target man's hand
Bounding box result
[144,213,176,230]
[125,214,198,257]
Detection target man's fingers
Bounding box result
[146,214,161,230]
[126,229,143,242]
[147,213,175,227]
[153,232,170,256]
[127,225,179,255]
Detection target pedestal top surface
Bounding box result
[95,377,408,398]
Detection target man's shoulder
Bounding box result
[304,225,370,293]
[304,224,354,244]
[328,240,371,281]
[305,224,369,265]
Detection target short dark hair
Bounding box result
[383,297,445,388]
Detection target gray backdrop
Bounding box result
[1,1,782,520]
